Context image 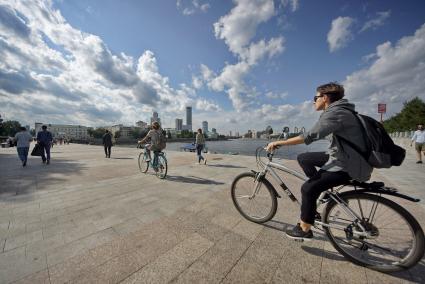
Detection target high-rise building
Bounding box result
[211,128,217,134]
[150,111,161,125]
[175,118,183,131]
[186,106,192,131]
[202,121,208,133]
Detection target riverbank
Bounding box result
[0,144,424,283]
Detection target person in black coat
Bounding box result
[102,130,113,158]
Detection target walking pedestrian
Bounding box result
[36,125,53,164]
[102,130,113,158]
[14,127,32,167]
[411,123,425,164]
[195,128,207,165]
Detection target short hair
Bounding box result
[20,126,27,131]
[198,128,202,134]
[152,121,160,130]
[105,129,109,133]
[42,125,47,130]
[317,82,345,103]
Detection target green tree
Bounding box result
[88,128,107,139]
[114,131,121,139]
[0,120,21,136]
[383,97,425,132]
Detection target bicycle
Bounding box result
[231,146,425,272]
[138,144,167,179]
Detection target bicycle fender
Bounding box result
[250,170,281,198]
[349,188,420,202]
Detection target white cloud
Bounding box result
[280,0,299,12]
[177,0,210,16]
[207,0,284,111]
[327,16,354,52]
[265,91,288,99]
[343,23,425,119]
[195,98,221,112]
[360,10,391,33]
[0,1,203,128]
[213,0,275,56]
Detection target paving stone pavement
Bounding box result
[0,143,424,283]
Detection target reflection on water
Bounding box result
[123,139,329,160]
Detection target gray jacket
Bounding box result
[302,99,373,182]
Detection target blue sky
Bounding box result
[0,0,424,134]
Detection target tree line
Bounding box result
[382,97,425,132]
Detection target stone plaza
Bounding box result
[0,143,424,283]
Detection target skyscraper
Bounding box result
[150,111,161,125]
[175,118,183,131]
[202,121,208,133]
[186,106,192,131]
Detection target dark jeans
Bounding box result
[297,152,329,178]
[17,147,29,162]
[196,144,204,163]
[300,170,351,224]
[297,152,351,224]
[104,145,111,157]
[40,143,51,161]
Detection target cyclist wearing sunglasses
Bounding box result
[266,82,372,240]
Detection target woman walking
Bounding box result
[195,129,207,165]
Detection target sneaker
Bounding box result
[46,160,50,165]
[285,223,313,241]
[416,161,423,164]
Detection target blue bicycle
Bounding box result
[138,145,167,179]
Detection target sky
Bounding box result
[0,0,425,134]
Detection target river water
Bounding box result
[120,139,330,160]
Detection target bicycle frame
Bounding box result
[254,150,370,236]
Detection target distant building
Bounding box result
[136,120,148,128]
[175,118,183,131]
[202,121,208,133]
[186,106,192,131]
[150,111,161,125]
[211,128,217,134]
[35,122,89,140]
[229,131,232,137]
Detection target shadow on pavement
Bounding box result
[302,245,424,282]
[207,164,247,169]
[166,175,225,185]
[263,219,291,232]
[0,152,87,201]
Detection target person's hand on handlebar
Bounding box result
[266,142,279,152]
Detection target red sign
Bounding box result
[378,103,386,113]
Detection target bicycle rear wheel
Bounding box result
[155,154,167,179]
[138,152,149,173]
[323,192,425,272]
[231,172,277,223]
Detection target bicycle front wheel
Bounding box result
[231,172,277,223]
[138,152,149,173]
[323,192,425,272]
[156,154,167,179]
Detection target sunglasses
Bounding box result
[313,95,324,102]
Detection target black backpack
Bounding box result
[337,108,406,168]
